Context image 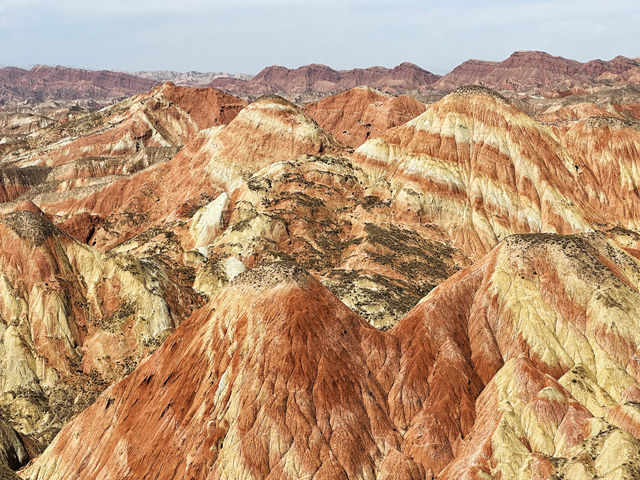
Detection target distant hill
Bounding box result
[0,65,157,104]
[132,70,252,87]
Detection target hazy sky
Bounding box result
[1,0,639,74]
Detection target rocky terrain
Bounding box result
[4,52,640,107]
[132,71,252,87]
[207,62,441,100]
[1,55,640,478]
[435,51,640,96]
[304,87,426,147]
[0,66,157,105]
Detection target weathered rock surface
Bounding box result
[0,66,157,104]
[353,85,596,259]
[304,87,426,147]
[0,205,202,446]
[2,76,640,479]
[559,116,640,230]
[23,230,640,479]
[436,51,640,95]
[206,154,466,328]
[208,62,440,97]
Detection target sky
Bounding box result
[1,0,639,75]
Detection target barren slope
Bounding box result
[23,230,640,479]
[304,87,426,147]
[353,85,595,259]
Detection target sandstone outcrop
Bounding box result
[304,87,426,147]
[0,66,157,104]
[3,75,640,479]
[208,62,440,97]
[0,203,202,447]
[23,230,640,478]
[352,85,596,259]
[206,154,466,328]
[559,116,640,229]
[436,51,640,95]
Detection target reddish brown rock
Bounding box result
[0,203,203,447]
[304,87,426,147]
[208,62,440,96]
[0,66,157,104]
[559,116,640,229]
[352,85,597,259]
[206,154,467,328]
[4,77,640,479]
[436,51,640,95]
[23,230,640,479]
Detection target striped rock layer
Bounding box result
[0,203,202,448]
[304,87,426,147]
[22,231,640,479]
[1,80,640,479]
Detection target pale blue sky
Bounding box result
[1,0,639,74]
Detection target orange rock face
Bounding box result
[0,204,203,448]
[208,62,440,96]
[24,230,640,479]
[0,65,157,104]
[4,75,640,480]
[304,87,426,147]
[352,85,597,259]
[559,116,640,228]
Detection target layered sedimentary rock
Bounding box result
[0,66,157,104]
[0,84,254,460]
[0,83,246,246]
[352,85,595,259]
[0,203,202,448]
[60,94,343,255]
[208,62,440,97]
[0,89,257,431]
[559,116,640,229]
[4,74,640,479]
[23,229,640,479]
[205,154,466,327]
[435,51,640,94]
[536,102,625,125]
[304,87,426,147]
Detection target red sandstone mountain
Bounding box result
[304,87,426,147]
[4,53,640,109]
[0,65,157,104]
[3,74,640,479]
[352,85,599,259]
[436,51,640,94]
[0,202,203,451]
[23,230,640,478]
[208,62,440,96]
[0,83,247,453]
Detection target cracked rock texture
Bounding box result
[23,232,640,478]
[2,76,640,479]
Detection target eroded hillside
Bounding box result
[0,78,640,478]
